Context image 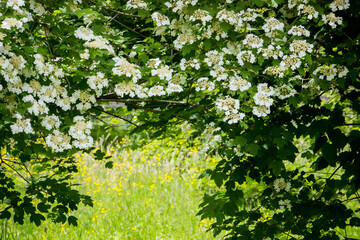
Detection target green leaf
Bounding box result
[305,54,313,65]
[30,213,45,226]
[68,216,78,226]
[0,210,11,220]
[94,150,106,160]
[321,143,337,166]
[245,143,260,156]
[232,136,247,147]
[212,172,226,188]
[223,202,238,216]
[37,203,51,213]
[182,45,192,56]
[203,39,211,50]
[269,161,285,176]
[105,161,114,169]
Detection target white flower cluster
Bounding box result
[1,18,23,31]
[85,36,114,54]
[10,114,34,134]
[112,57,142,82]
[228,76,251,92]
[148,85,166,97]
[23,95,49,116]
[258,45,283,59]
[289,40,313,57]
[126,0,148,9]
[189,9,212,25]
[87,72,109,97]
[322,13,343,29]
[313,64,348,81]
[195,77,215,91]
[329,0,350,12]
[152,12,170,26]
[45,130,72,152]
[288,0,308,9]
[173,31,196,50]
[151,65,173,81]
[69,116,93,149]
[216,96,245,124]
[274,178,291,192]
[204,50,224,67]
[74,26,95,41]
[237,50,256,66]
[210,65,228,81]
[275,85,297,100]
[180,58,200,71]
[280,55,301,71]
[288,25,310,37]
[252,83,274,117]
[262,17,284,33]
[278,199,292,210]
[240,8,258,22]
[71,90,96,110]
[29,0,45,15]
[166,83,183,94]
[41,115,61,130]
[298,4,319,20]
[243,34,263,49]
[164,0,198,13]
[216,9,240,26]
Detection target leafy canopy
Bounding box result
[0,0,360,238]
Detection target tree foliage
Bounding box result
[0,0,359,238]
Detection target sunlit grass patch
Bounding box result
[3,138,221,240]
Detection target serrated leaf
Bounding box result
[68,216,78,226]
[105,161,114,169]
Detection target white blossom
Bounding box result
[329,0,350,11]
[114,81,139,98]
[204,50,224,67]
[166,83,183,94]
[252,105,270,117]
[215,96,240,116]
[243,34,263,49]
[278,199,292,210]
[148,85,166,97]
[1,18,23,30]
[151,65,173,80]
[152,12,170,26]
[253,92,274,107]
[237,50,256,66]
[223,112,245,124]
[112,57,141,82]
[288,25,310,37]
[41,114,61,130]
[10,114,34,134]
[274,178,291,192]
[228,76,251,92]
[298,4,319,19]
[189,9,212,25]
[45,130,72,152]
[262,17,284,32]
[74,26,95,41]
[69,116,92,140]
[126,0,148,9]
[322,13,343,29]
[195,77,215,91]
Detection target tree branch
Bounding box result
[91,107,138,127]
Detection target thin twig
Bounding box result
[91,107,138,127]
[2,161,31,185]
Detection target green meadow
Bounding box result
[1,137,223,240]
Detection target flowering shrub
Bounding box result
[0,0,359,238]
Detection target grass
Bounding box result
[2,138,223,240]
